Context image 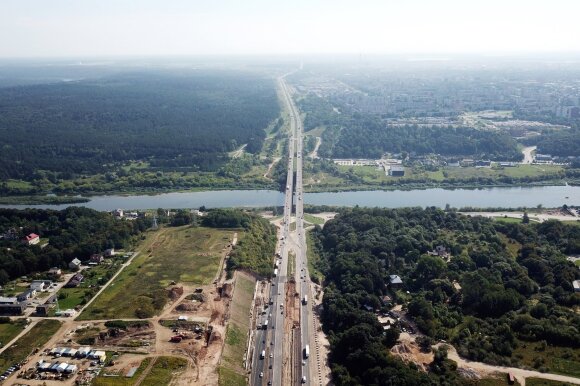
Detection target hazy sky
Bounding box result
[1,0,579,58]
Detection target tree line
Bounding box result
[0,70,279,181]
[312,207,580,384]
[0,207,151,284]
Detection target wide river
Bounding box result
[0,185,578,211]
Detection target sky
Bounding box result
[1,0,579,58]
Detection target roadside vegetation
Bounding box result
[312,208,579,384]
[223,212,277,277]
[219,272,256,386]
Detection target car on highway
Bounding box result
[259,372,264,378]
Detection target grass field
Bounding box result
[0,319,27,347]
[93,357,152,386]
[304,213,324,225]
[512,341,580,378]
[219,271,255,385]
[79,226,235,320]
[57,263,123,310]
[218,366,247,386]
[141,356,187,386]
[304,162,566,191]
[494,216,525,224]
[0,319,61,373]
[306,232,324,284]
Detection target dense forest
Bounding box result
[0,70,279,180]
[321,120,522,160]
[528,128,580,157]
[0,207,150,284]
[297,95,522,160]
[312,208,580,385]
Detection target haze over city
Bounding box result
[1,0,580,58]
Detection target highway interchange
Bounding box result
[250,75,313,386]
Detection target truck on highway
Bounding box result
[273,268,278,277]
[302,295,308,305]
[303,345,310,359]
[260,350,265,359]
[262,319,269,330]
[275,260,280,268]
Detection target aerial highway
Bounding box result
[250,75,296,386]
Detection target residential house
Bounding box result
[0,296,18,305]
[65,273,84,288]
[429,245,451,259]
[17,288,37,302]
[30,280,52,292]
[23,233,40,245]
[389,275,403,289]
[69,258,81,271]
[114,209,124,218]
[36,304,53,316]
[0,303,26,316]
[48,267,62,277]
[89,254,104,265]
[381,295,393,306]
[104,248,115,257]
[573,280,580,293]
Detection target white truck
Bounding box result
[260,350,265,359]
[303,344,310,359]
[262,319,269,330]
[273,268,278,277]
[302,295,308,305]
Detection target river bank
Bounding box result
[0,185,578,211]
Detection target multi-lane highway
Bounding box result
[250,75,296,386]
[250,73,314,386]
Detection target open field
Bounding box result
[141,356,188,386]
[0,319,27,347]
[79,226,235,320]
[304,213,324,225]
[0,319,61,373]
[512,341,580,378]
[93,357,152,386]
[303,161,569,191]
[219,271,255,385]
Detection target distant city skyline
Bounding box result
[1,0,580,58]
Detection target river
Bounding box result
[0,185,578,211]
